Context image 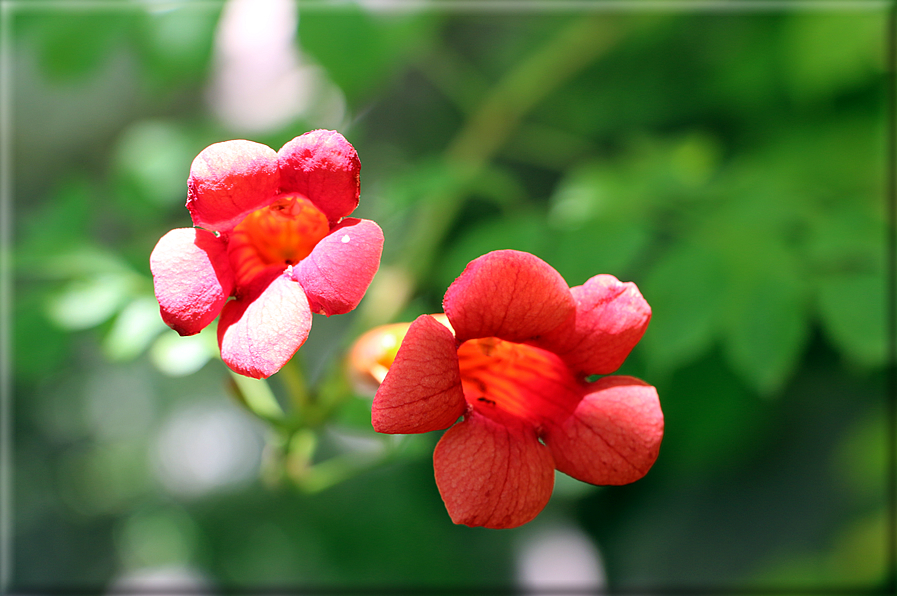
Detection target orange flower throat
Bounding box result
[457,337,582,425]
[228,194,330,287]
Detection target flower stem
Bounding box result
[229,371,284,423]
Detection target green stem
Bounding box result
[229,371,284,424]
[401,15,625,281]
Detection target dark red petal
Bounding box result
[543,376,663,486]
[433,410,555,529]
[150,228,234,336]
[293,218,383,316]
[217,273,312,379]
[538,274,651,376]
[186,140,280,233]
[443,250,575,344]
[371,315,467,434]
[277,130,360,223]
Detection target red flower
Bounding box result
[371,250,663,529]
[150,130,383,379]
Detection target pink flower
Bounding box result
[150,130,383,379]
[371,250,663,529]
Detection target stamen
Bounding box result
[228,194,329,287]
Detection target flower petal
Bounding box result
[444,250,576,344]
[277,130,360,223]
[371,315,466,434]
[293,218,383,316]
[187,140,280,233]
[150,228,234,336]
[433,410,555,529]
[217,273,312,379]
[538,274,651,375]
[544,376,663,486]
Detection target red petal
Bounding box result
[186,140,280,233]
[371,315,466,434]
[543,376,663,486]
[293,218,383,316]
[150,228,234,336]
[538,274,651,376]
[444,250,576,344]
[433,410,555,529]
[277,130,360,223]
[217,273,312,379]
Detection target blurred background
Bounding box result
[6,0,894,592]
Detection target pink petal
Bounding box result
[538,274,651,376]
[543,376,663,486]
[293,218,383,316]
[443,250,576,344]
[186,140,280,233]
[150,228,234,336]
[371,315,467,434]
[217,273,312,379]
[277,130,360,223]
[433,410,555,529]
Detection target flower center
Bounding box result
[227,194,330,287]
[457,337,583,426]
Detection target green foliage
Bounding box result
[298,7,436,102]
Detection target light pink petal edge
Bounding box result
[371,315,467,434]
[433,410,555,529]
[443,250,576,344]
[293,218,383,316]
[544,375,663,486]
[187,140,280,233]
[217,273,312,379]
[150,227,234,336]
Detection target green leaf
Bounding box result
[33,13,137,80]
[437,211,548,291]
[817,271,886,368]
[640,243,726,374]
[103,296,168,362]
[723,273,808,395]
[298,7,435,101]
[149,328,215,378]
[137,6,218,87]
[783,12,883,101]
[46,273,134,331]
[545,220,649,286]
[113,120,195,209]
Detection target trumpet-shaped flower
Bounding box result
[150,130,383,379]
[371,250,662,529]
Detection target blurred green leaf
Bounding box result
[137,6,218,88]
[149,328,215,377]
[817,271,886,368]
[722,274,808,396]
[117,506,200,569]
[655,351,770,479]
[545,220,649,286]
[298,7,435,101]
[783,13,883,101]
[113,120,195,210]
[46,273,134,331]
[640,243,726,374]
[103,296,168,362]
[15,291,70,382]
[438,211,548,290]
[30,12,137,80]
